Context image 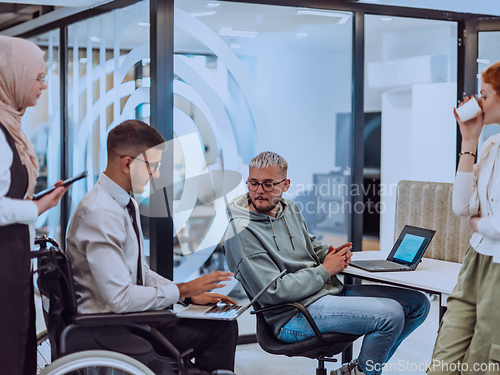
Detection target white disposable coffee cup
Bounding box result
[456,97,481,122]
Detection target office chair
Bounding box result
[33,236,215,375]
[244,289,361,375]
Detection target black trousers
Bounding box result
[155,319,238,372]
[0,225,36,375]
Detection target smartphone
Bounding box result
[33,170,88,200]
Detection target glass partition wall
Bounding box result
[25,2,151,248]
[172,1,354,336]
[26,31,62,242]
[364,15,458,252]
[172,0,353,294]
[66,1,152,257]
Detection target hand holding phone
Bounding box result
[33,170,88,200]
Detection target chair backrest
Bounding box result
[394,180,473,263]
[36,242,78,358]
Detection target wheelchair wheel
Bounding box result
[37,330,51,373]
[39,350,157,375]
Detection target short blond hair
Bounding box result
[249,151,288,176]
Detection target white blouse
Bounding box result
[453,134,500,263]
[0,129,38,245]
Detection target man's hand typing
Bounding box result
[176,271,234,299]
[191,293,237,306]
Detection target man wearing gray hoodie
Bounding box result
[223,151,430,375]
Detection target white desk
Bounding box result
[341,251,463,321]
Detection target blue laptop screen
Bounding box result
[392,234,426,263]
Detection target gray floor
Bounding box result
[235,296,439,375]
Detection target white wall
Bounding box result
[379,82,457,253]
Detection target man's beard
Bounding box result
[249,195,280,213]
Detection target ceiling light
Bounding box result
[296,32,307,37]
[296,9,350,24]
[230,44,241,49]
[206,2,220,7]
[380,17,393,21]
[477,58,490,64]
[138,22,150,27]
[189,11,217,17]
[219,27,258,38]
[90,36,101,42]
[79,58,87,64]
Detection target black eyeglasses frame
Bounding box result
[246,178,287,192]
[120,154,161,174]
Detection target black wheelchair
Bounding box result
[33,236,232,375]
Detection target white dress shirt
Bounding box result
[0,128,38,245]
[453,134,500,263]
[67,173,180,314]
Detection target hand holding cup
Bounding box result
[456,96,481,122]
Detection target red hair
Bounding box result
[482,61,500,95]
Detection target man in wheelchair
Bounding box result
[65,120,238,373]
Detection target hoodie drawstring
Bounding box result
[283,216,296,250]
[269,217,280,250]
[269,216,296,251]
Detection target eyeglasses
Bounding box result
[36,74,48,84]
[246,178,286,192]
[120,155,161,173]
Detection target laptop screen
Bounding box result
[392,233,426,263]
[388,225,436,266]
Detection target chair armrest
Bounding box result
[72,309,178,326]
[251,301,330,348]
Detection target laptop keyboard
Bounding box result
[363,260,411,270]
[205,304,243,318]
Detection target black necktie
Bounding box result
[126,198,143,285]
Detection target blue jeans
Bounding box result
[277,284,430,375]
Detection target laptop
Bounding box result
[349,225,436,272]
[175,269,287,321]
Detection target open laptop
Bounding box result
[176,269,287,321]
[349,225,436,272]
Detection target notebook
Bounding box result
[349,225,436,272]
[175,269,287,321]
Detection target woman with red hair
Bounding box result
[429,62,500,375]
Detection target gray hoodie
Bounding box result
[223,193,344,336]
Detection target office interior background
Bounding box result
[2,0,500,366]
